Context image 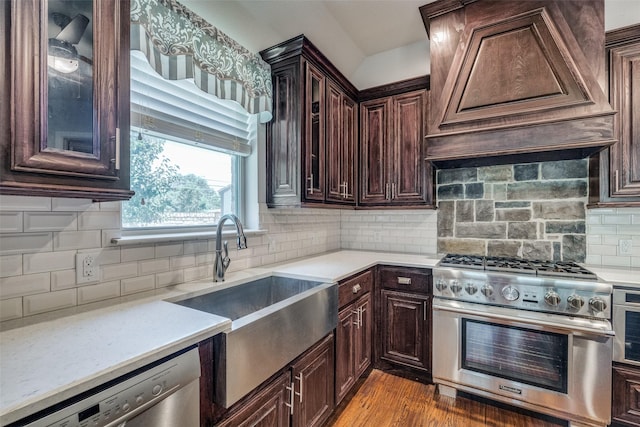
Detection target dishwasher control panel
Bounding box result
[18,348,200,427]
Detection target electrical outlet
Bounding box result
[76,252,100,284]
[619,239,633,256]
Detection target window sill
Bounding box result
[111,229,267,246]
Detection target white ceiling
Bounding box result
[182,0,640,90]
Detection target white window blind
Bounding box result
[130,51,252,156]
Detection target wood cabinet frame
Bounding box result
[0,0,132,201]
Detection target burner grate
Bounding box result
[439,254,597,280]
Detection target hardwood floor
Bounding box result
[328,370,566,427]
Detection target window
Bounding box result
[124,51,253,230]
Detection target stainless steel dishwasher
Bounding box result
[11,347,200,427]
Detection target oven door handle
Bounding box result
[433,304,615,337]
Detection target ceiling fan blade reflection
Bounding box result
[55,14,89,45]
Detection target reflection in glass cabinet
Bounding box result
[47,0,94,154]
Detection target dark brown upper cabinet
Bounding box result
[0,0,132,201]
[360,87,433,207]
[260,35,358,208]
[589,24,640,207]
[420,0,616,168]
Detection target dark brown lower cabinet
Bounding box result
[212,334,334,427]
[335,293,371,404]
[381,290,431,372]
[613,364,640,426]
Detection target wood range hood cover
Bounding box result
[420,0,616,168]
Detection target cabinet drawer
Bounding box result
[378,266,431,294]
[338,269,373,308]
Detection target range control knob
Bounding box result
[450,280,463,294]
[501,286,520,301]
[465,282,478,295]
[435,279,448,292]
[589,297,607,313]
[544,291,561,307]
[481,284,494,298]
[567,294,585,310]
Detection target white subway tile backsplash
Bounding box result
[170,255,195,269]
[99,201,121,212]
[78,211,121,230]
[97,248,121,265]
[53,231,101,251]
[24,250,75,274]
[0,297,23,321]
[155,243,183,258]
[77,281,121,305]
[0,212,23,233]
[0,255,22,278]
[24,289,76,316]
[0,232,52,255]
[101,262,138,281]
[121,245,155,262]
[602,215,631,225]
[601,255,631,267]
[24,212,77,232]
[51,198,95,212]
[184,240,209,255]
[0,273,50,299]
[0,195,50,212]
[617,225,640,235]
[51,269,78,291]
[139,258,170,275]
[183,265,209,282]
[121,275,155,295]
[587,245,617,256]
[156,270,184,288]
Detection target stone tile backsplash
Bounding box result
[436,160,589,262]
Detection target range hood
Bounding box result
[420,0,616,168]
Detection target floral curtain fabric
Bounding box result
[131,0,272,122]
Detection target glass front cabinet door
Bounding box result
[0,0,133,201]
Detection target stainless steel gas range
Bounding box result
[432,254,614,427]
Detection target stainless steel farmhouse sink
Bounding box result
[171,275,337,407]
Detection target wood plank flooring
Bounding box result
[329,370,566,427]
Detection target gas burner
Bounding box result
[438,254,597,280]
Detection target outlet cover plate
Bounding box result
[76,251,100,284]
[619,239,633,256]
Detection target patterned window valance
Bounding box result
[131,0,272,122]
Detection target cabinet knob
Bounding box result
[352,284,361,293]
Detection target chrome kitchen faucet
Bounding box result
[214,214,248,282]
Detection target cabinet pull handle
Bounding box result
[615,170,620,193]
[295,373,303,403]
[352,283,361,294]
[352,309,360,328]
[385,183,390,200]
[344,181,348,199]
[285,381,295,415]
[115,127,121,170]
[397,277,412,285]
[392,182,396,200]
[424,301,427,321]
[307,175,314,194]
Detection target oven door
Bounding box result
[613,289,640,366]
[433,299,613,427]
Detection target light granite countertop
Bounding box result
[0,249,637,425]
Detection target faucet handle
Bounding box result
[222,241,231,270]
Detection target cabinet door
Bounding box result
[303,62,325,202]
[381,290,431,372]
[291,334,334,427]
[0,0,132,201]
[326,81,357,205]
[609,42,640,198]
[360,98,392,205]
[391,91,426,204]
[217,371,291,427]
[613,365,640,427]
[335,304,356,405]
[355,293,372,377]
